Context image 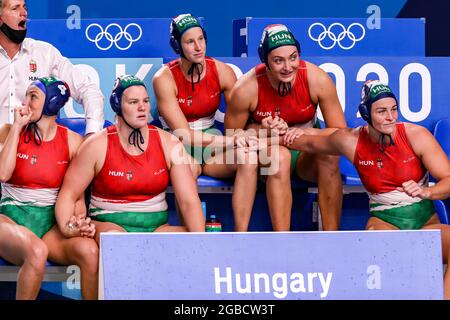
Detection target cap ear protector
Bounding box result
[30,76,71,117]
[169,13,207,56]
[109,78,122,114]
[110,75,146,116]
[258,24,301,68]
[358,80,398,125]
[169,24,182,55]
[358,83,372,122]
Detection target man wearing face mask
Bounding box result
[225,24,347,232]
[0,0,104,135]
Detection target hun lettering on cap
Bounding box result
[264,24,296,49]
[174,14,200,33]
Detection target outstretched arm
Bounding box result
[282,127,356,159]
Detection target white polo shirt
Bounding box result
[0,38,104,134]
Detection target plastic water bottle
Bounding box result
[205,214,222,232]
[201,202,207,220]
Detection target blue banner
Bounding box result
[27,18,203,58]
[233,18,425,57]
[218,57,448,131]
[59,56,449,132]
[99,231,443,300]
[28,1,409,57]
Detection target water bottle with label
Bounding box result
[205,214,222,232]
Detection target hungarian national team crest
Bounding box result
[275,107,281,117]
[127,170,133,181]
[29,60,37,73]
[377,158,383,169]
[31,155,38,165]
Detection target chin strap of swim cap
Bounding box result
[122,116,145,152]
[277,81,292,97]
[378,133,395,153]
[187,62,203,92]
[24,119,43,146]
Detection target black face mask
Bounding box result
[0,22,27,44]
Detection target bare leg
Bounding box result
[365,216,399,230]
[317,154,342,230]
[203,148,258,231]
[43,226,99,300]
[0,215,48,300]
[155,224,187,232]
[263,146,292,231]
[91,221,126,245]
[297,153,343,231]
[233,148,258,231]
[232,164,258,231]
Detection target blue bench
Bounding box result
[0,258,72,282]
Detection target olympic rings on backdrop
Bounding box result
[308,22,366,50]
[85,23,143,51]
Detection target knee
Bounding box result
[190,164,201,179]
[317,154,340,174]
[72,241,99,272]
[272,147,291,179]
[237,161,258,175]
[25,240,48,274]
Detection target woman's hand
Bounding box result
[14,106,33,128]
[397,180,431,199]
[261,116,289,136]
[65,215,96,238]
[283,128,305,146]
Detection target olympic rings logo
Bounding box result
[85,23,143,51]
[308,22,366,50]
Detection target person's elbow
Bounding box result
[224,113,242,130]
[0,168,13,183]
